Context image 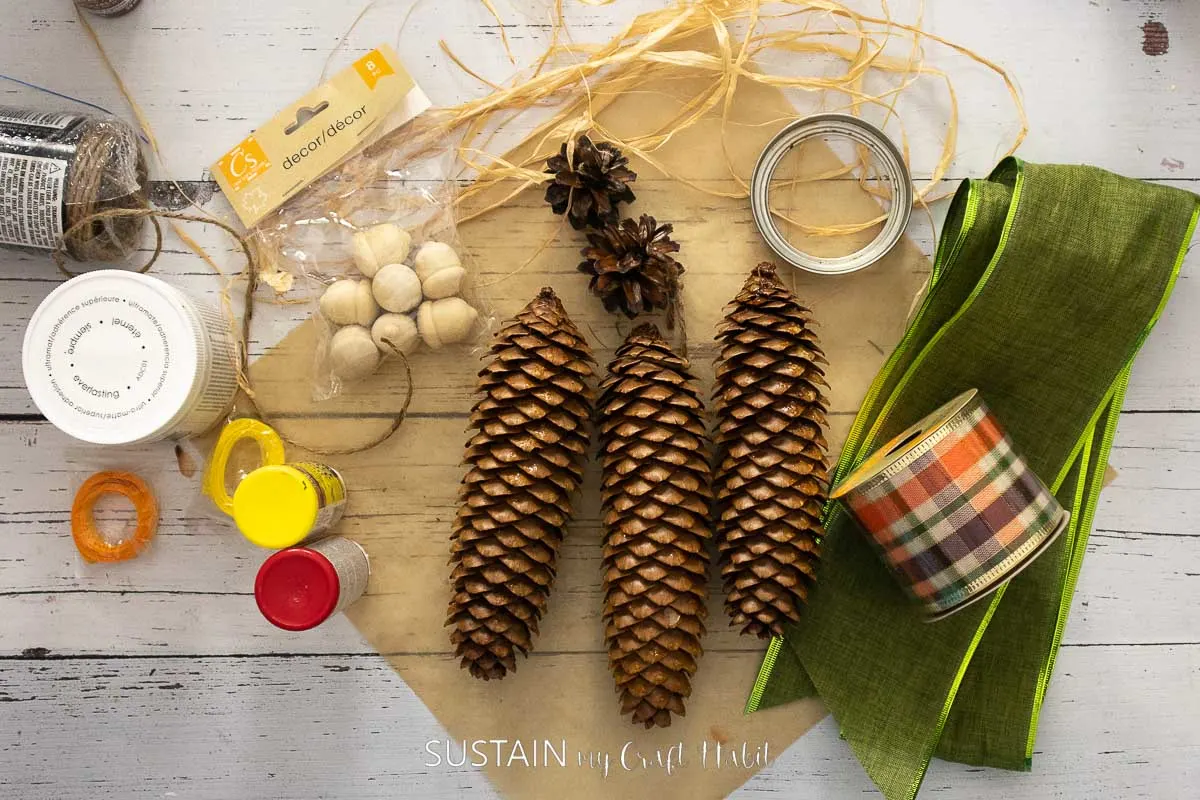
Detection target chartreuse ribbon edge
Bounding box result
[1023,198,1197,760]
[744,161,1200,795]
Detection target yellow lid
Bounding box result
[233,465,319,549]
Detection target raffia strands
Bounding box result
[372,0,1028,234]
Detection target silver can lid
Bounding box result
[750,113,913,275]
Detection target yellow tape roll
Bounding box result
[203,419,286,516]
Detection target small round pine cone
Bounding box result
[544,134,637,229]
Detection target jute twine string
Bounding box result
[54,206,162,278]
[285,343,416,456]
[60,120,149,262]
[52,205,416,456]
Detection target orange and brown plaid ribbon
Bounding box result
[834,391,1067,620]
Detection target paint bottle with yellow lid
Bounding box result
[233,462,347,549]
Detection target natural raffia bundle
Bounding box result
[598,323,713,728]
[345,0,1027,238]
[713,263,829,638]
[447,287,595,680]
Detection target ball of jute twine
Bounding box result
[52,207,415,455]
[74,0,142,17]
[62,119,149,262]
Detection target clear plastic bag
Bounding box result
[253,119,490,401]
[0,102,147,262]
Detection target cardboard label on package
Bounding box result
[212,45,430,227]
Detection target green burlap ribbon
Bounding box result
[747,159,1199,799]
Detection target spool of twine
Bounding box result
[75,0,142,16]
[0,108,147,262]
[64,118,149,262]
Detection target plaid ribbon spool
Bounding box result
[832,390,1068,620]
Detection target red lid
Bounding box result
[254,547,341,631]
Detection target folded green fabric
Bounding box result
[746,159,1199,799]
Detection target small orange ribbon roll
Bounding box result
[71,471,159,563]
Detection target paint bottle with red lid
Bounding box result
[254,537,370,631]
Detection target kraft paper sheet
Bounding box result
[245,42,929,799]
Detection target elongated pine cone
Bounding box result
[713,263,829,639]
[544,135,637,230]
[598,323,712,728]
[447,288,595,679]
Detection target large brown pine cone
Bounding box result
[598,323,712,728]
[713,263,829,639]
[447,288,595,679]
[544,135,637,230]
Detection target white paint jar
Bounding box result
[22,270,239,445]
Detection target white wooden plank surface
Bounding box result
[1,0,1198,798]
[1,644,1195,800]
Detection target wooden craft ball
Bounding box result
[352,223,412,278]
[418,297,479,350]
[372,264,423,313]
[328,325,381,382]
[371,313,420,356]
[413,241,462,282]
[319,279,380,327]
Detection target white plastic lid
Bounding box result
[22,270,208,445]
